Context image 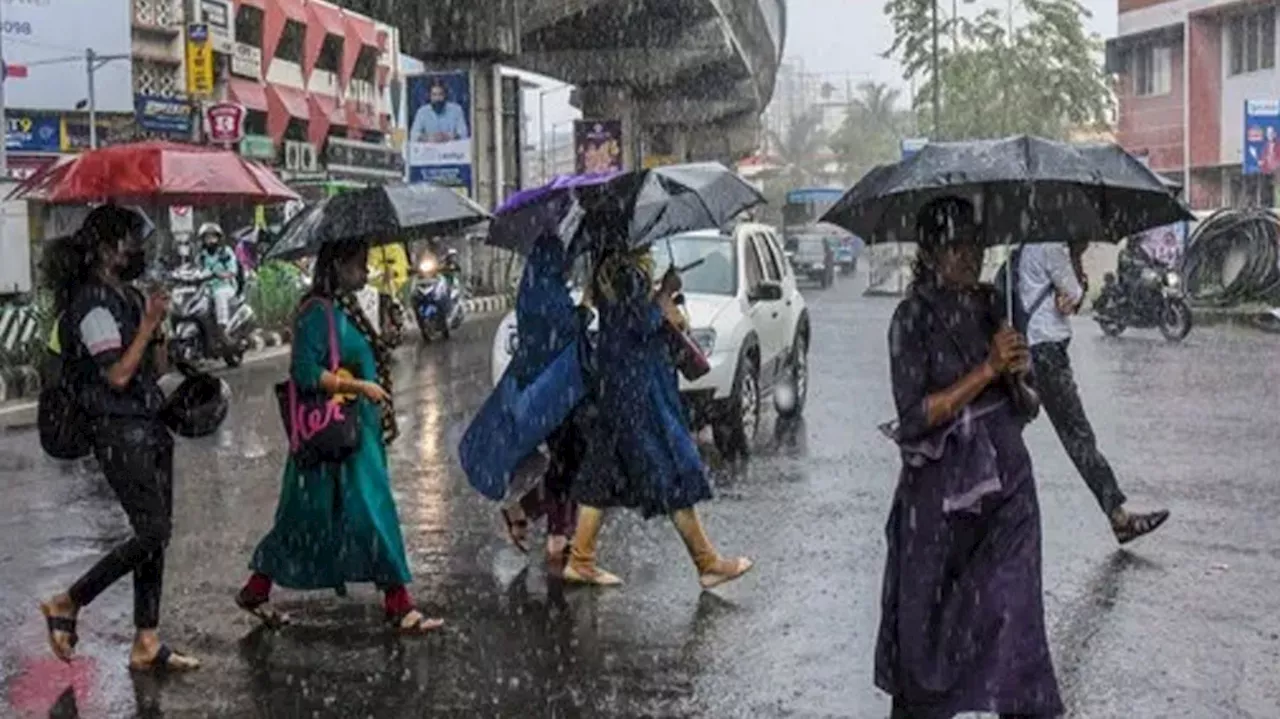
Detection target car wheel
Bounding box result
[776,331,808,418]
[713,351,759,460]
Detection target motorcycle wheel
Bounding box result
[224,350,244,368]
[1159,298,1193,342]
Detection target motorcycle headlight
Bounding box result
[690,328,716,356]
[418,256,437,276]
[1165,271,1180,288]
[1141,267,1160,284]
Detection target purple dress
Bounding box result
[875,286,1063,718]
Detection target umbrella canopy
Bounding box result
[487,163,764,256]
[265,182,491,261]
[8,141,299,207]
[821,135,1193,246]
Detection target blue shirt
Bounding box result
[410,103,469,142]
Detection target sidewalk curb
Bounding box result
[0,295,513,404]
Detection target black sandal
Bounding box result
[41,611,78,662]
[235,588,291,629]
[501,507,531,554]
[129,644,200,673]
[1114,509,1170,545]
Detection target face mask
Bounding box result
[120,248,147,281]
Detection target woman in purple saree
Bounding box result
[876,197,1063,719]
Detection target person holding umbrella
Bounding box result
[876,196,1062,718]
[235,239,442,634]
[565,213,752,589]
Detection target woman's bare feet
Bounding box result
[392,609,444,634]
[39,594,79,662]
[128,630,200,672]
[698,557,754,590]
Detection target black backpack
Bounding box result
[992,247,1054,334]
[37,315,92,460]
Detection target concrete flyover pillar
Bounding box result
[578,84,641,171]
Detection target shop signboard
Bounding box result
[232,43,261,80]
[1244,99,1280,175]
[239,134,276,161]
[574,120,623,173]
[199,0,234,53]
[2,0,132,112]
[134,95,193,135]
[405,71,473,193]
[205,102,246,144]
[5,112,62,153]
[186,23,215,97]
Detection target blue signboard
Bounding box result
[405,71,473,194]
[5,112,61,153]
[1244,99,1280,175]
[134,94,193,135]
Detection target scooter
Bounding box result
[411,252,466,342]
[167,265,257,367]
[1093,260,1192,342]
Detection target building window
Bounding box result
[1133,45,1172,97]
[1229,9,1276,76]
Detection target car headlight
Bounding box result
[505,329,519,354]
[1165,271,1180,288]
[689,328,716,356]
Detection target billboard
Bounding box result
[1135,221,1187,267]
[3,0,132,112]
[1244,100,1280,175]
[6,113,62,153]
[574,120,623,173]
[406,71,473,193]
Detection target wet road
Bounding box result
[3,278,1280,718]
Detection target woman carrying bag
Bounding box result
[236,240,442,634]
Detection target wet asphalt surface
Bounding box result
[2,276,1280,718]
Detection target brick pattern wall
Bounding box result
[1117,43,1186,173]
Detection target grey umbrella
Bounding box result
[266,183,491,261]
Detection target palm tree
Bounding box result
[768,111,827,187]
[850,81,904,135]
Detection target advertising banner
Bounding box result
[1135,221,1188,267]
[3,0,132,112]
[574,120,623,174]
[187,24,215,97]
[199,0,234,53]
[135,95,193,135]
[1244,100,1280,175]
[405,71,473,193]
[5,113,62,153]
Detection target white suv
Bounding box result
[490,222,810,458]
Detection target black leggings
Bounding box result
[891,700,1038,719]
[68,419,174,630]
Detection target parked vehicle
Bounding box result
[167,265,256,368]
[490,222,811,459]
[785,234,836,288]
[412,250,466,342]
[1093,258,1192,342]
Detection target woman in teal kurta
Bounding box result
[235,240,442,634]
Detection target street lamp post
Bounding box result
[85,48,130,149]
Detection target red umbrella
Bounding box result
[8,141,300,206]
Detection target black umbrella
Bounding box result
[487,163,765,256]
[821,135,1193,246]
[266,183,490,261]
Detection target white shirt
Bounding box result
[1017,243,1083,347]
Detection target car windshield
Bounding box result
[651,233,737,296]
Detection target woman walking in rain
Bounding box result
[38,205,200,671]
[876,197,1062,718]
[564,219,752,589]
[499,233,584,566]
[235,240,442,634]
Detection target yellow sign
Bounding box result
[186,24,214,96]
[643,154,680,169]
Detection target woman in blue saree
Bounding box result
[565,228,752,590]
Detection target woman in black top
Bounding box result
[38,205,199,672]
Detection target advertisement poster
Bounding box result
[2,0,132,112]
[1135,221,1188,267]
[187,23,215,97]
[135,95,192,135]
[1244,99,1280,175]
[405,71,473,193]
[575,120,623,174]
[6,113,62,153]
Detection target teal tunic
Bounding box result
[250,301,412,590]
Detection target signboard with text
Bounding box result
[231,43,261,79]
[405,71,473,193]
[205,102,246,144]
[199,0,234,52]
[1244,99,1280,175]
[2,0,132,112]
[186,23,215,96]
[135,95,193,135]
[5,112,62,153]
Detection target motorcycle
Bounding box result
[167,265,257,367]
[411,252,466,342]
[1093,259,1192,342]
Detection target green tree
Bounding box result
[883,0,1111,141]
[768,110,828,187]
[829,81,912,183]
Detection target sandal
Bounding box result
[235,588,291,629]
[699,557,754,590]
[128,644,200,673]
[388,608,444,634]
[39,603,78,662]
[1114,509,1170,545]
[500,507,531,554]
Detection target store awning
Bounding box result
[228,77,269,113]
[306,93,344,147]
[266,84,309,143]
[342,14,380,85]
[304,2,346,81]
[262,0,306,72]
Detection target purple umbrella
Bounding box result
[488,171,623,255]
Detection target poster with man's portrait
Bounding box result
[574,120,623,174]
[406,71,473,193]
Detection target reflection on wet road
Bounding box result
[3,280,1280,717]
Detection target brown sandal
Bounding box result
[389,609,444,634]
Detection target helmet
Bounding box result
[197,222,224,240]
[445,248,459,259]
[160,371,231,439]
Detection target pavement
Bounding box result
[2,276,1279,718]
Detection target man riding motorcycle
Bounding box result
[197,222,241,342]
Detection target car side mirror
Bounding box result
[750,281,783,302]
